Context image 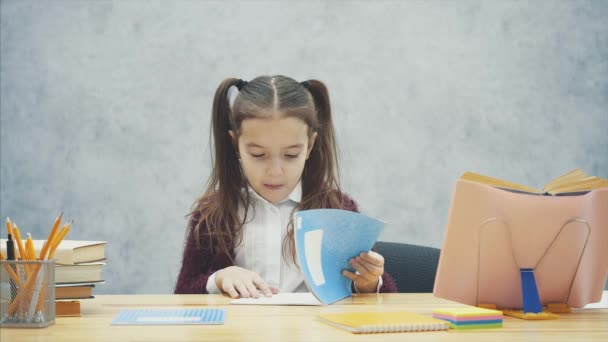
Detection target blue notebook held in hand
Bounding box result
[294,209,385,305]
[111,308,225,326]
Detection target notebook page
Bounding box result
[231,292,322,306]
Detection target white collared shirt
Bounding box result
[206,183,308,293]
[205,183,382,294]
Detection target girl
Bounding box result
[175,75,397,298]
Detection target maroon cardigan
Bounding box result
[174,193,398,294]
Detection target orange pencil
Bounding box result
[39,212,63,260]
[12,225,26,261]
[12,225,31,277]
[0,250,22,287]
[8,264,37,315]
[39,221,72,313]
[26,233,36,261]
[5,217,13,236]
[48,222,72,259]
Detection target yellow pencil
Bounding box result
[6,217,13,236]
[0,250,22,287]
[39,221,72,313]
[26,233,36,261]
[12,225,31,276]
[12,225,26,261]
[39,212,63,260]
[48,222,72,259]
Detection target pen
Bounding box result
[6,233,17,306]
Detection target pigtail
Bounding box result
[190,78,246,259]
[283,80,345,264]
[210,78,244,197]
[300,80,342,209]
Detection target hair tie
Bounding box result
[300,81,310,89]
[235,79,248,90]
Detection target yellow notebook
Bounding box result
[461,168,608,195]
[317,312,449,334]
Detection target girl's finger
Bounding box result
[252,274,273,297]
[222,282,240,299]
[359,251,384,267]
[342,270,358,282]
[350,259,378,282]
[355,257,383,276]
[246,281,260,299]
[234,281,251,298]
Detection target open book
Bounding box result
[434,170,608,309]
[461,169,608,195]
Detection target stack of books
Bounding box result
[3,240,107,316]
[50,240,107,316]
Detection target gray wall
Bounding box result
[1,0,607,294]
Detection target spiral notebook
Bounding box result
[317,312,449,334]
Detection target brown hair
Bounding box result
[190,75,345,263]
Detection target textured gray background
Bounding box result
[1,1,607,294]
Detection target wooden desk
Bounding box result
[2,294,607,341]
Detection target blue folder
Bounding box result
[295,209,385,305]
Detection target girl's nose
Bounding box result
[267,158,283,176]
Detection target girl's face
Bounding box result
[230,116,317,204]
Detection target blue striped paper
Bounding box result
[111,308,225,325]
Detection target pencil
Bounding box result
[48,222,71,259]
[38,221,72,313]
[5,217,13,236]
[12,225,26,261]
[8,263,38,315]
[26,233,36,261]
[12,225,31,276]
[0,250,22,287]
[39,212,63,260]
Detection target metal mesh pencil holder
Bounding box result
[0,259,56,328]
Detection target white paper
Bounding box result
[230,292,322,306]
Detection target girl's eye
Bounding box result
[285,154,299,159]
[251,154,265,158]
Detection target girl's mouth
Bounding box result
[263,184,284,190]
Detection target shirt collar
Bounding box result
[247,181,302,205]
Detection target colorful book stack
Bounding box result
[432,307,503,330]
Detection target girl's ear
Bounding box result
[228,130,239,156]
[306,132,318,160]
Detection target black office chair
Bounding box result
[373,241,441,293]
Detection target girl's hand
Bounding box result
[215,266,278,299]
[342,251,385,293]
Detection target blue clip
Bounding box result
[520,268,542,313]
